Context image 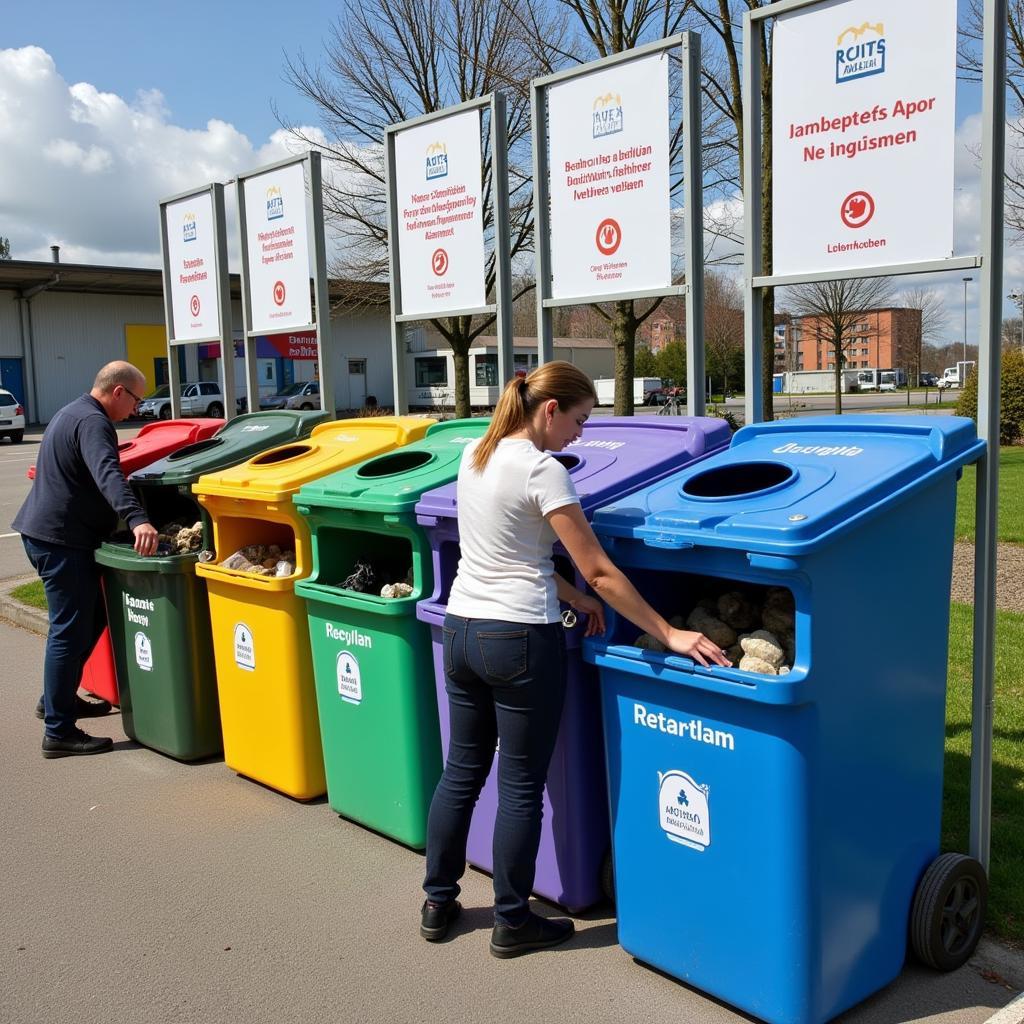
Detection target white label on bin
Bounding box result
[659,770,710,851]
[337,650,362,705]
[134,631,153,672]
[234,623,256,671]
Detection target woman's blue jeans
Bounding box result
[423,614,567,927]
[22,536,107,738]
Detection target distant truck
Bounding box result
[593,377,662,406]
[856,368,906,392]
[936,361,976,390]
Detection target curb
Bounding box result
[984,990,1024,1024]
[0,577,48,636]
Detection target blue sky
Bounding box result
[3,0,340,144]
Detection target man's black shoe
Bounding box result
[35,695,113,721]
[41,729,114,759]
[420,899,462,942]
[490,911,575,958]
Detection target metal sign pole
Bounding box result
[742,9,765,427]
[491,92,514,384]
[970,0,1006,873]
[307,151,335,415]
[531,79,554,366]
[384,128,408,413]
[234,175,260,415]
[682,32,706,417]
[211,183,236,422]
[157,198,183,420]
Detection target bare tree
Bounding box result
[703,269,744,396]
[898,285,948,386]
[282,0,545,417]
[958,0,1024,235]
[687,0,776,419]
[785,277,895,414]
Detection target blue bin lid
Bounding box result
[414,416,732,524]
[590,415,984,555]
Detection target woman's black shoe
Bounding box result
[420,899,462,941]
[490,911,575,958]
[35,695,112,720]
[41,729,114,758]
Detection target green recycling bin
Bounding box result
[96,410,330,761]
[294,418,489,847]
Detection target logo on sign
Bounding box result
[183,212,197,243]
[266,185,284,220]
[190,294,201,318]
[658,770,711,851]
[835,22,886,84]
[595,218,621,256]
[273,280,286,306]
[592,92,624,138]
[425,142,449,181]
[234,623,255,671]
[134,631,153,672]
[840,190,875,229]
[337,650,363,705]
[431,248,449,276]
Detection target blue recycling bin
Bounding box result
[416,416,732,911]
[582,415,985,1024]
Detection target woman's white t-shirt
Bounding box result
[446,437,580,624]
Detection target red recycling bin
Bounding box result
[70,419,225,704]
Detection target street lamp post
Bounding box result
[962,276,973,365]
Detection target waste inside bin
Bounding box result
[96,411,329,761]
[582,415,986,1024]
[415,416,732,908]
[194,416,434,800]
[294,418,490,847]
[79,418,225,706]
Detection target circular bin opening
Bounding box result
[357,450,434,477]
[251,444,311,465]
[682,461,794,498]
[551,454,581,471]
[169,437,224,460]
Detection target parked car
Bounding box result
[137,382,225,420]
[918,372,939,388]
[0,388,25,443]
[259,381,320,410]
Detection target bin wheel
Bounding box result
[910,853,987,971]
[600,848,615,906]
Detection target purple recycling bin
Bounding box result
[415,416,731,912]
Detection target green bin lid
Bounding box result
[294,418,489,514]
[129,410,331,487]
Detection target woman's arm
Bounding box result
[547,504,731,667]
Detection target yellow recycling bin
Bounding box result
[193,417,434,799]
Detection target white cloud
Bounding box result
[0,46,327,269]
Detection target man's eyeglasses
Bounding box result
[122,385,144,407]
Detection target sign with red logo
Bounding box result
[546,51,671,299]
[772,0,956,274]
[189,294,201,317]
[164,190,220,344]
[273,280,286,306]
[431,248,449,276]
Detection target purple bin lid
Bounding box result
[414,416,731,525]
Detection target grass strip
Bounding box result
[955,447,1024,543]
[9,580,46,610]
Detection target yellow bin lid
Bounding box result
[191,417,435,504]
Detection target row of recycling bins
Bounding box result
[78,408,983,1024]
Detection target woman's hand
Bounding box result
[666,628,732,668]
[571,594,606,637]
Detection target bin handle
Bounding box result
[746,553,799,571]
[643,535,694,550]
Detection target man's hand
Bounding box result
[132,522,159,557]
[571,594,606,637]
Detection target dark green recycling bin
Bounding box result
[294,418,488,847]
[96,410,330,760]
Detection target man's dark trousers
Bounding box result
[22,537,107,739]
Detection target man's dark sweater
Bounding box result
[13,394,148,550]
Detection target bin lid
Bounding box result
[129,410,330,487]
[192,416,435,503]
[293,418,490,513]
[414,416,731,523]
[590,415,985,556]
[117,418,223,475]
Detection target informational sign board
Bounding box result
[164,191,220,343]
[547,50,671,300]
[772,0,956,275]
[243,161,313,332]
[393,108,487,316]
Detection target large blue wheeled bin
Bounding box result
[582,416,986,1024]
